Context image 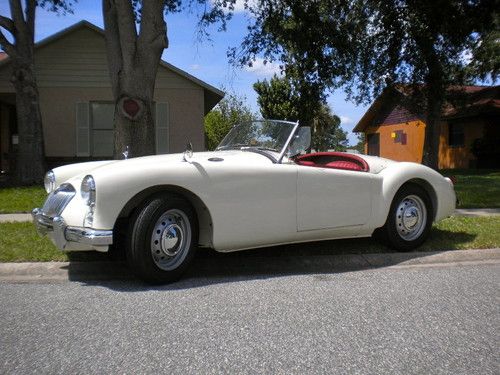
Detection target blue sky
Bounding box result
[0,0,367,145]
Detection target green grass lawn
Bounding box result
[440,169,500,208]
[0,186,47,214]
[1,216,498,262]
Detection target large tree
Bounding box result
[233,0,497,169]
[0,0,73,184]
[350,0,497,169]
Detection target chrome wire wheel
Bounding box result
[395,194,427,241]
[150,209,192,271]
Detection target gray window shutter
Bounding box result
[76,102,90,156]
[155,102,169,154]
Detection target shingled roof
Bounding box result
[354,84,499,132]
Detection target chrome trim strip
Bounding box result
[32,208,113,249]
[65,227,113,246]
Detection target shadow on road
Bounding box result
[64,228,477,291]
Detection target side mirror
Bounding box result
[288,126,311,157]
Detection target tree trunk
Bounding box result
[421,90,442,170]
[10,57,46,184]
[416,36,444,171]
[0,0,46,184]
[102,0,167,159]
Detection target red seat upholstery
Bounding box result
[324,160,364,171]
[295,152,369,172]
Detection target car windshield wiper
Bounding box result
[216,144,249,150]
[254,147,279,153]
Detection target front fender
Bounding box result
[369,162,455,229]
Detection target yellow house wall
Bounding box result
[438,119,483,169]
[364,120,426,163]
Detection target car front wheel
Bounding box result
[380,184,433,251]
[126,195,198,284]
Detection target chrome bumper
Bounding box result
[32,208,113,250]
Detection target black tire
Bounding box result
[377,184,433,252]
[126,195,198,284]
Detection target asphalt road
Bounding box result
[1,263,499,374]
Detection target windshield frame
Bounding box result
[216,120,300,164]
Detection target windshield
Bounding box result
[216,120,297,153]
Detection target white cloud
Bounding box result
[190,64,201,71]
[244,58,283,77]
[340,115,353,125]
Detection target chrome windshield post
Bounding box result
[277,120,300,164]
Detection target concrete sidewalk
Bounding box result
[0,213,32,222]
[0,248,499,283]
[454,208,500,217]
[2,208,500,223]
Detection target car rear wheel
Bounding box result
[126,195,198,284]
[378,184,432,251]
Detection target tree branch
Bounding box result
[137,0,167,76]
[0,15,15,34]
[26,0,36,41]
[138,0,167,50]
[9,0,26,34]
[114,0,137,72]
[102,0,122,97]
[0,28,17,57]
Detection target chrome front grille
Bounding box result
[42,183,76,216]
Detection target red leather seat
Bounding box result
[324,160,364,171]
[295,152,369,172]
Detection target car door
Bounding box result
[297,166,373,231]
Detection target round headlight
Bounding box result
[81,175,96,206]
[44,170,56,193]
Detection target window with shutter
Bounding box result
[155,102,169,154]
[76,102,90,156]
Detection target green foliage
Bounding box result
[468,13,500,81]
[204,93,254,150]
[253,75,299,121]
[254,76,348,151]
[353,133,366,154]
[312,105,348,152]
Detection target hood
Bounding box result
[56,150,276,186]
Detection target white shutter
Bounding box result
[76,102,90,156]
[155,102,169,154]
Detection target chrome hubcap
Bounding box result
[395,195,427,241]
[151,209,191,271]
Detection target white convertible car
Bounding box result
[33,120,456,283]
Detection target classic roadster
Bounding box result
[33,120,456,283]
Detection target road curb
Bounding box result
[0,248,499,282]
